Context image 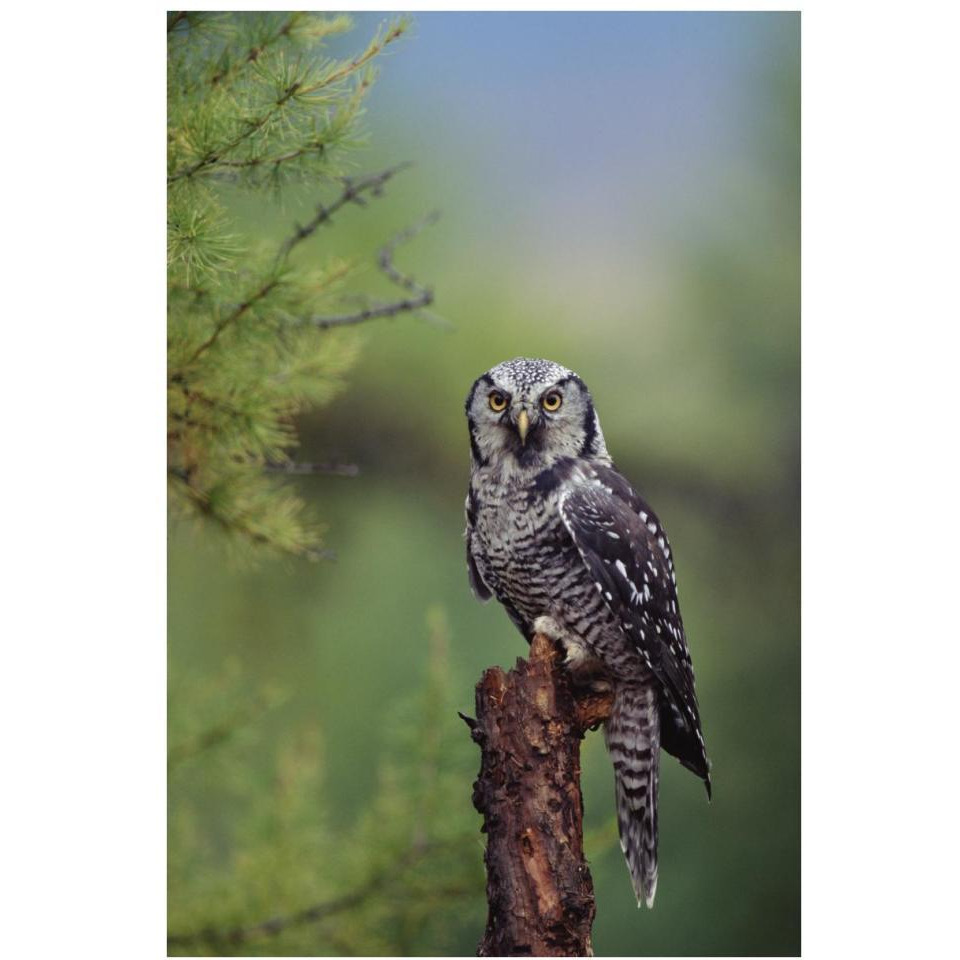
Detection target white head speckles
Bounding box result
[488,356,573,389]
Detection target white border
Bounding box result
[3,3,958,958]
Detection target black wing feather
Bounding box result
[559,466,711,792]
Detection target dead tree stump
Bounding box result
[464,634,614,957]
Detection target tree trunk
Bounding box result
[464,634,614,957]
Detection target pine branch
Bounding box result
[216,139,328,171]
[307,20,407,91]
[166,839,455,950]
[167,15,428,560]
[168,78,306,183]
[168,689,281,771]
[167,468,332,561]
[208,13,302,86]
[168,20,407,184]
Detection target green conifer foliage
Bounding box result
[167,12,415,559]
[167,610,485,956]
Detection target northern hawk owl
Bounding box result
[464,357,710,907]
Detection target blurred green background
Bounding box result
[169,11,799,956]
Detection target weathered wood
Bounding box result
[466,634,614,957]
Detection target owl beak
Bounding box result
[516,409,530,445]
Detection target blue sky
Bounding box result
[347,12,797,247]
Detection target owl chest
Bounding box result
[474,491,567,596]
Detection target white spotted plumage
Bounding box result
[463,358,711,909]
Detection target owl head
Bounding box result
[465,357,609,469]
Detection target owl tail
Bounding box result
[605,683,661,908]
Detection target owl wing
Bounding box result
[558,465,710,792]
[466,533,492,601]
[464,488,492,601]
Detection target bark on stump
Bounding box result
[465,634,614,957]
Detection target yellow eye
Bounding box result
[541,391,563,412]
[488,391,508,412]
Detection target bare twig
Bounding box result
[275,164,410,263]
[377,213,440,290]
[305,212,440,330]
[179,165,409,367]
[310,297,432,330]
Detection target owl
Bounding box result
[464,357,710,908]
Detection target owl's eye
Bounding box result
[541,391,563,412]
[488,391,508,412]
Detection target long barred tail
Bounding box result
[605,682,661,908]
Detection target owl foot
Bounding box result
[533,615,564,640]
[533,616,600,674]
